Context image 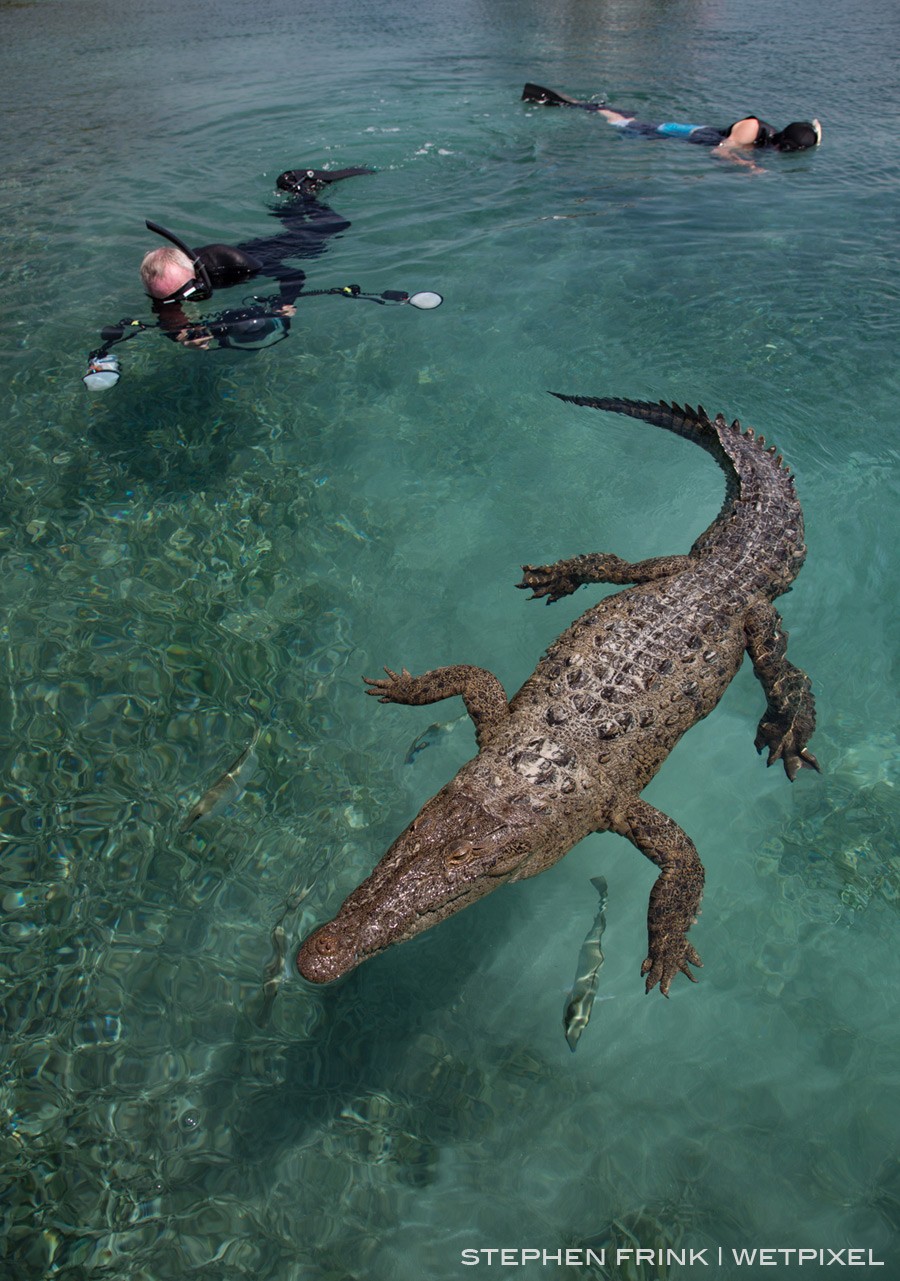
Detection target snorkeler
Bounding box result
[522,83,821,167]
[141,168,370,318]
[84,167,442,391]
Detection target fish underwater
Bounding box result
[563,876,610,1051]
[404,714,466,765]
[180,726,260,832]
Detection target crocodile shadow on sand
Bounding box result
[219,894,529,1177]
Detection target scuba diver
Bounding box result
[84,167,442,391]
[522,83,821,170]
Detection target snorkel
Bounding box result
[144,219,214,302]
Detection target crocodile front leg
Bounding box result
[744,599,820,781]
[611,798,704,996]
[363,664,510,748]
[518,552,694,603]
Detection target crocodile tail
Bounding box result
[550,394,805,592]
[550,394,720,447]
[550,394,736,475]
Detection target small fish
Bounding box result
[255,923,288,1028]
[334,514,371,543]
[563,876,609,1052]
[404,714,466,765]
[180,726,260,832]
[254,884,315,1027]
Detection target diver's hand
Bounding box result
[712,148,765,174]
[177,328,213,350]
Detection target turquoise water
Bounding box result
[1,0,899,1277]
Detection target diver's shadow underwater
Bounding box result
[80,355,266,495]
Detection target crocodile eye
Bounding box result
[446,841,475,866]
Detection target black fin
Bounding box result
[276,166,374,195]
[522,82,587,108]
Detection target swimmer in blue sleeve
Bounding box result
[522,83,821,170]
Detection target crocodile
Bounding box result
[297,396,819,997]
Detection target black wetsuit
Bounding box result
[152,168,370,343]
[98,167,371,356]
[190,170,365,305]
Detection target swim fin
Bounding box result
[276,166,375,195]
[521,83,599,110]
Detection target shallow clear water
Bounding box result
[1,0,899,1277]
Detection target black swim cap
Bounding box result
[771,121,819,152]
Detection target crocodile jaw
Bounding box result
[295,776,565,983]
[296,881,486,984]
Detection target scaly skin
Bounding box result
[297,397,819,999]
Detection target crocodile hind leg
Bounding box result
[518,552,695,603]
[363,664,510,748]
[744,599,820,781]
[610,798,704,996]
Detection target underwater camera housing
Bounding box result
[210,306,289,350]
[83,354,121,392]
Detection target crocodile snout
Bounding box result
[296,923,359,984]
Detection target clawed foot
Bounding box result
[363,667,418,704]
[755,720,821,782]
[642,938,702,997]
[517,563,580,604]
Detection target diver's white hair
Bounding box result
[139,245,194,289]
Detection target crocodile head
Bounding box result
[296,777,543,983]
